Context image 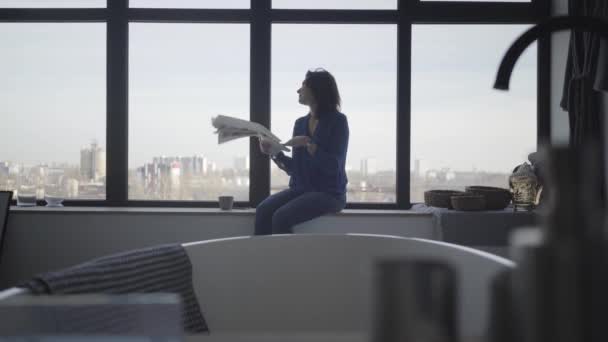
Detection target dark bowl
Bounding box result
[424,190,466,209]
[464,186,512,210]
[450,194,486,211]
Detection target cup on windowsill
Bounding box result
[218,196,234,211]
[16,194,37,207]
[17,185,37,207]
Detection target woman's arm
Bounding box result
[272,152,293,175]
[271,119,301,175]
[308,115,349,175]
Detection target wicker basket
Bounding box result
[464,186,512,210]
[424,190,466,209]
[451,194,486,211]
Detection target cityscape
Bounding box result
[0,141,513,204]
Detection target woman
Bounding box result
[255,68,349,235]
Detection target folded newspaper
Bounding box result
[212,115,290,152]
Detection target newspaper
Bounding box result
[212,115,290,152]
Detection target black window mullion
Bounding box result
[0,8,106,22]
[397,0,412,209]
[107,0,128,206]
[127,8,250,23]
[271,9,397,23]
[537,34,551,146]
[250,0,271,207]
[411,2,538,23]
[537,0,552,146]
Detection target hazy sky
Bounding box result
[1,0,536,175]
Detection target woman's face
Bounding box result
[297,81,315,106]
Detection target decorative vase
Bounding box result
[509,163,538,211]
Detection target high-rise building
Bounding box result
[0,162,9,177]
[66,178,79,198]
[193,155,207,175]
[209,161,217,173]
[170,161,181,185]
[414,159,421,178]
[360,158,377,178]
[8,163,20,176]
[234,156,250,172]
[180,156,194,175]
[80,141,106,182]
[30,164,46,179]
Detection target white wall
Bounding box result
[550,0,570,144]
[0,209,435,289]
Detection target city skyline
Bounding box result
[0,140,514,203]
[0,138,521,176]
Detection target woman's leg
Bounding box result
[254,188,302,235]
[271,192,345,234]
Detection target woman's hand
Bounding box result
[284,135,311,148]
[259,137,280,156]
[306,142,317,155]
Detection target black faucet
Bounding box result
[494,15,608,91]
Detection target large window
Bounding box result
[1,1,548,208]
[271,24,397,203]
[129,24,250,201]
[0,23,106,200]
[411,25,537,203]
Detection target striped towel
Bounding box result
[21,244,208,333]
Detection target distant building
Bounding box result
[235,176,249,187]
[0,162,9,177]
[30,164,47,179]
[178,155,208,176]
[234,156,249,172]
[193,155,207,175]
[360,158,377,178]
[170,161,181,185]
[8,163,20,176]
[80,141,106,182]
[209,161,217,173]
[180,156,193,175]
[66,179,79,198]
[414,159,421,178]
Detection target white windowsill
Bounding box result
[9,206,432,217]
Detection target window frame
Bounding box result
[0,0,551,209]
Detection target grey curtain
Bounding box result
[560,0,608,146]
[560,1,608,207]
[595,35,608,91]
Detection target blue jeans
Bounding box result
[254,188,346,235]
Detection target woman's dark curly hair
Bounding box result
[304,68,341,118]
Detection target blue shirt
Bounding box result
[273,112,349,202]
